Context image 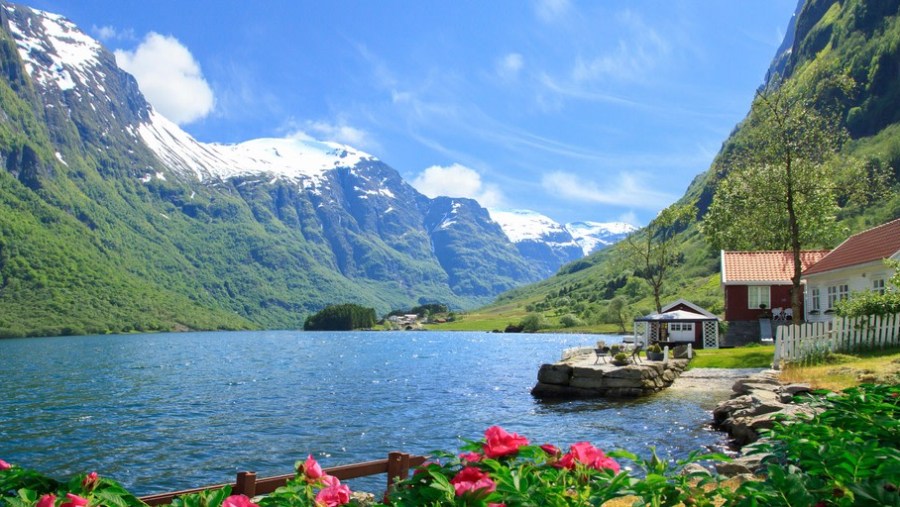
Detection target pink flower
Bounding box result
[300,454,325,481]
[36,494,56,507]
[558,442,620,473]
[459,452,482,463]
[320,474,341,487]
[314,484,351,507]
[450,467,496,498]
[82,472,99,491]
[482,426,529,459]
[488,504,507,507]
[222,495,259,507]
[60,493,88,507]
[540,444,561,456]
[0,459,10,470]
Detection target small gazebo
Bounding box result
[633,299,719,349]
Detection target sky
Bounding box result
[28,0,799,227]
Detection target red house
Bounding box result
[720,250,829,344]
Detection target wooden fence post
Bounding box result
[384,452,411,504]
[234,471,257,498]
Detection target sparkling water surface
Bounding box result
[0,331,733,495]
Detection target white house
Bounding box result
[802,218,900,322]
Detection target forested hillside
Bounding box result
[481,0,900,328]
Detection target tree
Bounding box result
[622,202,697,313]
[605,296,629,333]
[700,76,870,321]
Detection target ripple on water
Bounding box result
[0,331,732,494]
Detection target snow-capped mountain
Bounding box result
[489,210,635,276]
[0,1,544,334]
[566,221,637,256]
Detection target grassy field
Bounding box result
[689,344,775,368]
[779,347,900,391]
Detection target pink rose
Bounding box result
[320,474,341,487]
[459,452,482,463]
[314,484,351,507]
[450,467,496,498]
[488,504,507,507]
[482,426,529,459]
[540,444,561,456]
[0,459,10,470]
[60,493,88,507]
[222,495,259,507]
[300,454,325,481]
[82,472,99,491]
[36,494,56,507]
[558,442,620,473]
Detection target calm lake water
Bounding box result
[0,331,734,495]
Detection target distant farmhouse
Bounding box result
[719,218,900,345]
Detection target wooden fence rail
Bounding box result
[773,312,900,368]
[138,451,428,506]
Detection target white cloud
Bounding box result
[496,53,524,80]
[541,171,675,209]
[115,33,215,125]
[535,0,571,22]
[293,119,380,153]
[617,211,640,227]
[411,164,505,207]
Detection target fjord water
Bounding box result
[1,331,732,494]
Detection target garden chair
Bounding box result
[771,307,784,320]
[593,347,610,364]
[784,308,793,320]
[630,344,643,363]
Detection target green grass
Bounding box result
[689,344,775,368]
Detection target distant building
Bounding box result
[634,299,719,349]
[802,218,900,322]
[720,250,829,345]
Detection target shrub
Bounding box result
[559,314,583,328]
[519,313,547,333]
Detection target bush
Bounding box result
[559,314,584,328]
[518,313,547,333]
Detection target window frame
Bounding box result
[747,285,771,310]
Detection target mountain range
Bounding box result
[0,1,630,337]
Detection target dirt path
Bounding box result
[669,367,773,391]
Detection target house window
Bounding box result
[747,286,770,309]
[873,278,885,294]
[827,284,849,309]
[809,287,821,312]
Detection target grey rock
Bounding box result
[537,364,573,385]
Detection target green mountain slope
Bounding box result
[475,0,900,327]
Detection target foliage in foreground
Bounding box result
[1,384,898,506]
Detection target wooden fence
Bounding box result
[138,451,427,506]
[773,312,900,368]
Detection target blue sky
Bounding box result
[30,0,798,226]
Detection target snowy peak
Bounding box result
[565,221,637,256]
[4,4,103,92]
[489,209,572,243]
[138,110,377,186]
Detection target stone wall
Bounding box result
[531,359,690,398]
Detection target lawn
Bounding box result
[689,344,775,368]
[779,346,900,390]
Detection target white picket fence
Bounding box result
[773,312,900,368]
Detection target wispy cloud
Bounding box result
[571,10,670,84]
[289,119,381,153]
[91,25,135,42]
[115,33,214,125]
[541,171,677,209]
[411,163,505,207]
[496,52,524,80]
[534,0,571,23]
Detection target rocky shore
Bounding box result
[531,357,690,398]
[711,369,819,475]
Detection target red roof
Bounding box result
[803,218,900,276]
[722,250,830,284]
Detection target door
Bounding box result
[668,322,694,342]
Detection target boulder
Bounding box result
[537,364,573,385]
